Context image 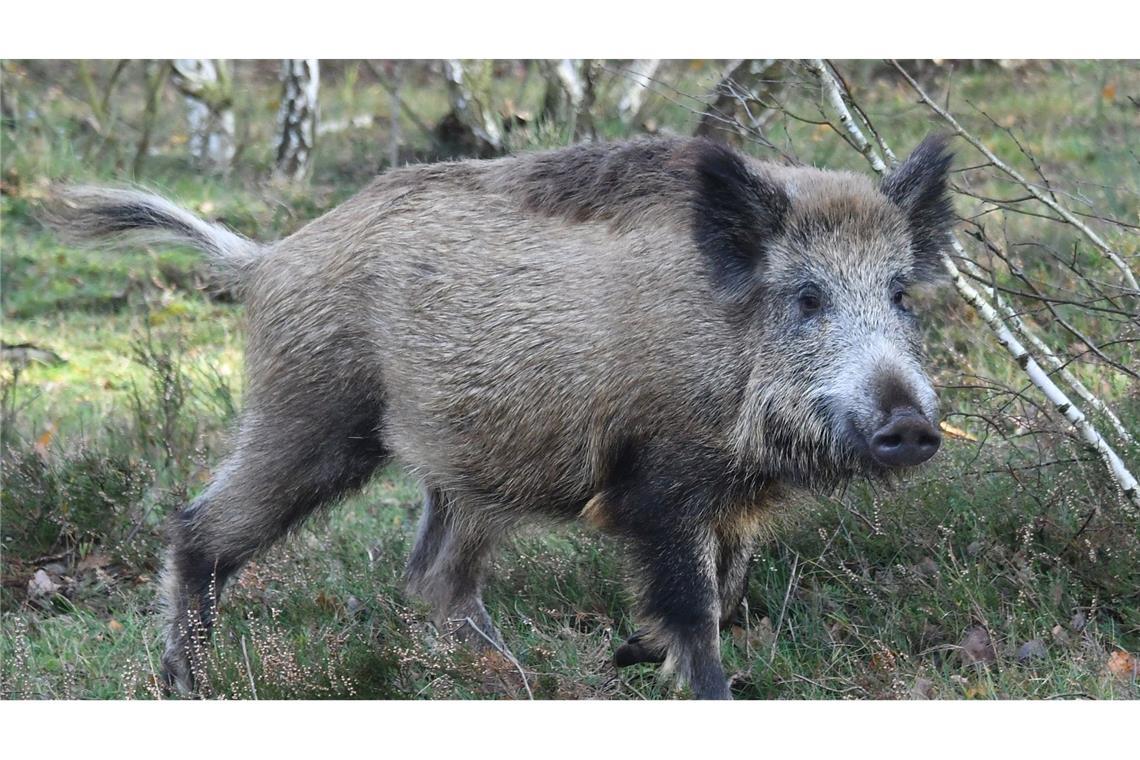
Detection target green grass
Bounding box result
[2,60,1137,700]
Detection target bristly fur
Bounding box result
[879,135,956,282]
[45,136,954,700]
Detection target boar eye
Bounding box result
[797,286,823,317]
[891,287,909,311]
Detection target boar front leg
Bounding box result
[603,450,730,698]
[615,528,755,670]
[630,522,729,699]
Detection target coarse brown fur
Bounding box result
[45,135,954,699]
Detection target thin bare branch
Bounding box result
[890,59,1139,296]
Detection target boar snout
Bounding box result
[869,409,941,467]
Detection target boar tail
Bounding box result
[42,185,263,296]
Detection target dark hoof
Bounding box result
[614,629,666,668]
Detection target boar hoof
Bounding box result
[614,629,667,668]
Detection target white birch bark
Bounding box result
[617,59,660,125]
[953,240,1134,445]
[169,59,235,173]
[942,255,1138,511]
[555,59,586,112]
[274,59,320,182]
[444,59,503,154]
[551,59,596,140]
[807,59,1140,511]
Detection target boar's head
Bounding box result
[697,137,955,487]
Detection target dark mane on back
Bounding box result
[487,137,793,301]
[488,138,702,231]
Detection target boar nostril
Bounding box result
[869,411,941,467]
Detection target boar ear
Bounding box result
[881,135,955,282]
[691,139,790,297]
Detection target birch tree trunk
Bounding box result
[132,60,169,177]
[617,59,661,126]
[539,59,597,140]
[273,59,320,182]
[169,59,235,173]
[441,59,503,156]
[386,61,403,169]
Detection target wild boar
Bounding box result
[47,135,952,699]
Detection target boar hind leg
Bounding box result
[160,397,386,694]
[716,530,757,628]
[405,488,505,649]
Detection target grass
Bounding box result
[1,59,1138,700]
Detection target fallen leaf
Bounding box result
[910,677,935,700]
[33,424,55,457]
[315,591,339,613]
[939,421,978,442]
[870,648,897,672]
[27,569,60,599]
[1102,82,1117,101]
[1106,650,1138,680]
[963,684,992,699]
[1016,638,1047,664]
[913,557,940,578]
[959,624,997,666]
[78,552,112,572]
[730,616,775,653]
[108,619,124,633]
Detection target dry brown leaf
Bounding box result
[314,591,339,613]
[78,552,112,572]
[108,619,124,633]
[730,616,775,652]
[963,684,992,699]
[959,624,997,666]
[1106,650,1138,680]
[909,677,935,700]
[33,425,55,457]
[939,421,978,442]
[1016,638,1047,664]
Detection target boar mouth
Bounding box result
[837,416,896,478]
